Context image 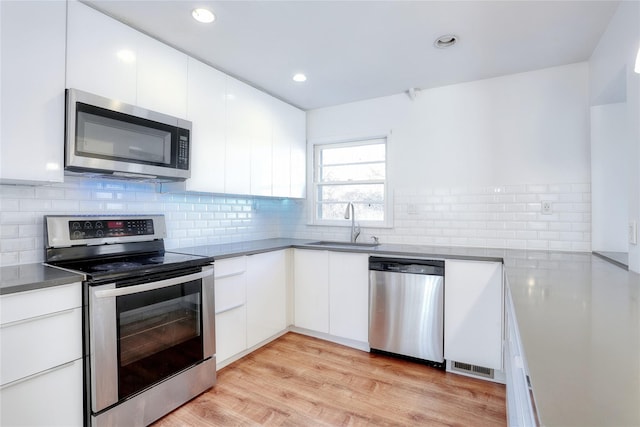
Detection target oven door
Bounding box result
[88,265,214,413]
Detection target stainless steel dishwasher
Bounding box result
[369,257,445,367]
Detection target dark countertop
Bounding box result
[172,238,505,262]
[0,263,83,295]
[3,238,638,426]
[505,251,639,427]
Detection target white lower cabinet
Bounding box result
[505,284,537,427]
[214,256,248,366]
[1,359,83,427]
[328,252,369,342]
[0,282,83,426]
[246,251,287,348]
[214,250,289,368]
[293,249,330,333]
[293,249,369,344]
[444,260,503,371]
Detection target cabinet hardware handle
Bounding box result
[0,308,77,329]
[215,303,244,315]
[94,270,213,298]
[0,360,78,390]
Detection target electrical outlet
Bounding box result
[629,221,637,245]
[541,201,552,215]
[407,204,418,215]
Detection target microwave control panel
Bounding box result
[176,130,190,169]
[68,219,154,240]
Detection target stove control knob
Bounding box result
[96,230,104,238]
[84,221,92,229]
[72,222,81,230]
[95,222,103,228]
[73,231,82,239]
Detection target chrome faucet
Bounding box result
[344,202,361,243]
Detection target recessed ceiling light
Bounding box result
[192,8,215,24]
[434,34,458,49]
[292,73,307,83]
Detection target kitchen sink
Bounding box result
[306,240,380,248]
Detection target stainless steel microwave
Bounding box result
[65,88,192,181]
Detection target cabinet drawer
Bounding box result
[215,306,247,365]
[215,274,246,314]
[215,256,246,278]
[0,282,81,324]
[0,307,82,385]
[0,358,83,427]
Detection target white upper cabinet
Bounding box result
[0,0,66,184]
[66,1,188,119]
[184,58,227,193]
[136,34,188,118]
[65,1,305,196]
[249,91,274,197]
[66,0,138,104]
[272,99,306,198]
[225,77,255,195]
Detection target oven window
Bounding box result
[116,280,203,399]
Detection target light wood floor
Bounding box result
[153,332,507,426]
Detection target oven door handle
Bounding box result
[94,270,213,298]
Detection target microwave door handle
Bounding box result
[94,270,212,298]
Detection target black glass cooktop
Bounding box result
[52,251,211,282]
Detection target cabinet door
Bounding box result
[328,252,369,342]
[246,251,287,347]
[66,0,137,104]
[293,249,329,333]
[185,58,227,193]
[0,359,83,427]
[444,260,503,370]
[224,78,253,195]
[1,307,82,386]
[136,34,188,118]
[0,0,66,184]
[289,108,307,198]
[249,91,273,197]
[214,257,247,365]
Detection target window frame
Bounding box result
[310,135,392,228]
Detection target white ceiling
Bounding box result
[86,0,620,111]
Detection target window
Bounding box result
[313,137,387,225]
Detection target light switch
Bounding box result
[629,221,637,245]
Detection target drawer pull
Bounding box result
[215,271,245,280]
[0,308,77,329]
[0,360,77,390]
[215,303,244,315]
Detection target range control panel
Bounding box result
[68,219,154,240]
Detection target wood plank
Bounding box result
[152,332,506,426]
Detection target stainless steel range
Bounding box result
[44,215,216,427]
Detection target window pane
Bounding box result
[321,143,385,165]
[318,202,384,221]
[320,163,385,182]
[319,184,384,203]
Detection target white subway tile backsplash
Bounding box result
[293,182,591,253]
[1,178,592,266]
[0,177,293,266]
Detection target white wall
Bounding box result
[591,103,630,252]
[303,63,591,251]
[589,0,640,272]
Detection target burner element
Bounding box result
[93,262,143,272]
